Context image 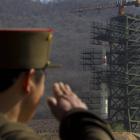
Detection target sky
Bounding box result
[31,0,53,3]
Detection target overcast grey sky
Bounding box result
[32,0,52,3]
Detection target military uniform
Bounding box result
[0,109,114,140]
[0,114,41,140]
[60,109,114,140]
[0,29,114,140]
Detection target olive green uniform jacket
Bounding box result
[0,110,114,140]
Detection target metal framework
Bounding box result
[82,15,140,132]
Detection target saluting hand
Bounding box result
[47,82,87,121]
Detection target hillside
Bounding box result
[0,0,140,120]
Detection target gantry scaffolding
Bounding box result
[82,15,140,132]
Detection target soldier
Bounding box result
[0,29,114,140]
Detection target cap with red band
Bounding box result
[0,28,54,69]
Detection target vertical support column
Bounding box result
[82,15,140,132]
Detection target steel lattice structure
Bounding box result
[82,15,140,132]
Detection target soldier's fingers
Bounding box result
[53,83,63,98]
[60,94,87,110]
[65,84,72,92]
[47,97,57,107]
[59,82,73,96]
[78,100,88,109]
[64,84,79,98]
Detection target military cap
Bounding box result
[0,28,54,69]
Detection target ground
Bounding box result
[113,132,139,140]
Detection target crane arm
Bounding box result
[116,0,140,7]
[73,0,140,15]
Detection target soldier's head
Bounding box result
[0,29,53,123]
